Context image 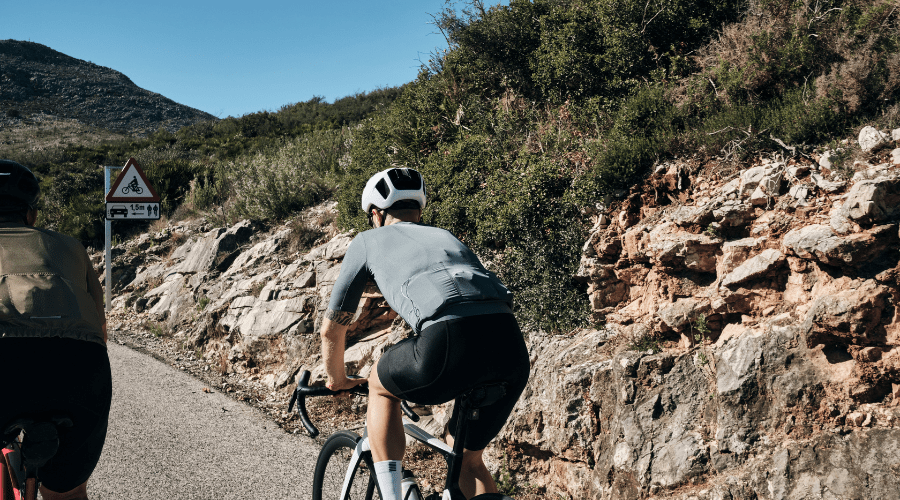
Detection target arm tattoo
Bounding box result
[324,308,353,326]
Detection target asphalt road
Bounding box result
[89,342,320,499]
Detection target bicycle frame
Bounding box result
[291,370,506,500]
[338,420,465,500]
[1,418,70,500]
[2,436,38,500]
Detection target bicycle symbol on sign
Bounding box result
[121,176,143,195]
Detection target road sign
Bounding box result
[106,202,161,220]
[105,158,160,202]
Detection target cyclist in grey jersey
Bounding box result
[319,168,530,500]
[328,221,514,333]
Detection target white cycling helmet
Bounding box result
[361,167,427,213]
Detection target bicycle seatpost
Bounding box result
[444,396,474,498]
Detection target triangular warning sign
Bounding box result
[105,158,160,202]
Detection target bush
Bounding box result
[436,0,742,103]
[338,106,591,331]
[225,128,350,221]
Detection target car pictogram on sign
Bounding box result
[109,205,128,217]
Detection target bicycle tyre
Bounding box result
[312,430,380,500]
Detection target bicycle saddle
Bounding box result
[3,417,73,469]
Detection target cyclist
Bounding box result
[0,160,111,500]
[319,167,530,500]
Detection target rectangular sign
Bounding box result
[106,202,161,220]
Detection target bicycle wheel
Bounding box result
[312,430,379,500]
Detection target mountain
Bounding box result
[0,39,216,134]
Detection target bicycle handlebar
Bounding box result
[288,370,419,438]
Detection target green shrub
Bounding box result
[225,128,349,221]
[338,110,590,331]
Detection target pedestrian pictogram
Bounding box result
[105,158,159,203]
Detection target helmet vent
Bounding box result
[375,178,390,199]
[388,169,422,190]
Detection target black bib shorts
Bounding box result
[377,312,530,451]
[0,337,112,492]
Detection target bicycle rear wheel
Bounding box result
[312,430,379,500]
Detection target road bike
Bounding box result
[1,416,72,500]
[290,370,514,500]
[121,177,143,195]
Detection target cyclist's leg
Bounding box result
[1,339,111,499]
[366,359,406,463]
[443,313,530,497]
[366,360,408,499]
[444,439,498,498]
[39,481,88,500]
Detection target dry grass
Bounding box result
[149,216,170,233]
[286,218,327,255]
[0,115,131,164]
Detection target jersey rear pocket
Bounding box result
[1,274,83,320]
[402,264,513,326]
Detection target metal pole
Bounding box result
[104,167,112,312]
[104,166,123,312]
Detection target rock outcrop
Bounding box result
[101,126,900,499]
[508,130,900,498]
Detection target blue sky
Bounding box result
[5,1,499,118]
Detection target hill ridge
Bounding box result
[0,39,216,134]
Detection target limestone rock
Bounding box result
[802,278,891,347]
[646,222,721,272]
[177,220,253,274]
[721,249,784,287]
[718,237,757,275]
[306,231,354,261]
[859,125,890,152]
[738,166,768,196]
[656,298,710,330]
[891,148,900,166]
[839,178,900,224]
[294,271,315,289]
[810,172,846,193]
[782,224,898,266]
[789,184,810,203]
[716,328,764,396]
[819,151,834,169]
[712,200,754,227]
[749,186,769,206]
[232,297,314,341]
[223,229,290,276]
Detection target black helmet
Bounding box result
[0,160,40,212]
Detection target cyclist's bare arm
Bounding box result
[85,255,107,343]
[320,309,365,391]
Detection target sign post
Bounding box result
[104,158,160,310]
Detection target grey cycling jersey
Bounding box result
[328,222,513,332]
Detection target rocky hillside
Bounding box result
[0,39,216,134]
[100,126,900,498]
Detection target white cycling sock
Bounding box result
[373,460,403,500]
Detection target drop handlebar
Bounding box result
[288,370,420,438]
